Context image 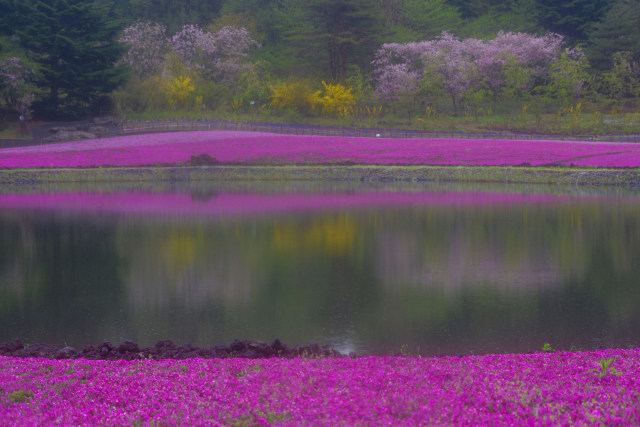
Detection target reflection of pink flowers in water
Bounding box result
[0,191,607,216]
[2,131,640,168]
[1,349,640,424]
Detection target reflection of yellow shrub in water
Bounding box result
[272,215,356,255]
[162,230,200,277]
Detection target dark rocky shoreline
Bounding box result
[0,339,344,360]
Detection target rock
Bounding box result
[49,126,79,134]
[248,341,273,358]
[188,153,219,166]
[230,339,248,352]
[175,344,201,359]
[54,346,78,359]
[0,339,344,360]
[271,339,288,355]
[92,117,115,126]
[0,339,24,354]
[213,345,231,357]
[151,340,177,352]
[17,343,60,358]
[65,131,96,140]
[117,340,140,353]
[98,341,114,354]
[44,130,96,142]
[88,126,109,134]
[81,345,99,359]
[147,340,177,360]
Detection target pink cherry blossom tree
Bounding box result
[170,25,259,82]
[120,23,259,83]
[0,57,37,117]
[372,31,566,114]
[119,22,169,76]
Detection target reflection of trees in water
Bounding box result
[0,214,126,347]
[0,214,35,302]
[362,203,640,354]
[114,213,377,345]
[112,202,640,352]
[3,197,640,352]
[117,223,257,310]
[117,214,363,311]
[373,206,598,292]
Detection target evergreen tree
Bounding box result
[444,0,508,18]
[532,0,614,43]
[587,0,640,70]
[13,0,128,118]
[381,0,462,41]
[120,0,224,32]
[0,0,12,37]
[219,0,300,75]
[289,0,386,81]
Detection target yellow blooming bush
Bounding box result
[168,75,196,108]
[269,80,315,113]
[310,81,356,117]
[270,80,356,117]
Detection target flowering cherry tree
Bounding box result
[171,25,259,82]
[120,23,259,83]
[372,31,565,113]
[119,22,169,76]
[0,57,36,117]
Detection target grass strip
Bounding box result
[1,165,640,188]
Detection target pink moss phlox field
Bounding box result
[2,131,640,168]
[0,191,610,217]
[1,349,639,425]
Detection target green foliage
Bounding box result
[588,358,622,378]
[3,0,636,124]
[464,87,490,121]
[269,80,316,115]
[233,62,273,108]
[381,0,462,41]
[198,81,231,111]
[457,0,541,37]
[288,0,385,80]
[502,54,533,105]
[532,0,615,44]
[542,342,554,352]
[12,0,128,118]
[587,0,640,71]
[9,389,34,403]
[547,51,589,106]
[115,0,223,33]
[601,52,640,103]
[112,76,170,113]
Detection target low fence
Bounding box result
[119,118,640,143]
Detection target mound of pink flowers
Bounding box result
[1,349,639,425]
[2,131,640,168]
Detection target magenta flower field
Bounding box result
[1,131,640,168]
[1,349,639,425]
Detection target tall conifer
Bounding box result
[289,0,385,81]
[14,0,127,118]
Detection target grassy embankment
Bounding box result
[2,165,640,188]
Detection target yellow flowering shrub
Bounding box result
[309,81,356,117]
[269,80,315,113]
[168,75,195,108]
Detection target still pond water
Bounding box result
[1,181,640,356]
